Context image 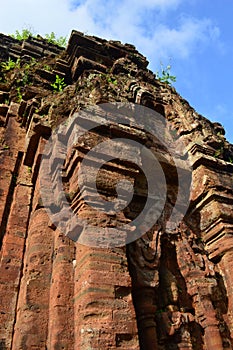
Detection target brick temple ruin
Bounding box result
[0,30,233,349]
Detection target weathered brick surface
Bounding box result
[0,164,32,349]
[47,230,75,350]
[73,245,138,349]
[12,209,54,350]
[0,30,232,350]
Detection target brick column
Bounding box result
[73,244,139,349]
[46,230,75,349]
[12,209,54,350]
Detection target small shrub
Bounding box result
[1,58,20,71]
[51,74,66,92]
[16,87,23,102]
[10,28,67,48]
[43,64,52,71]
[10,28,34,41]
[214,146,224,158]
[45,32,67,48]
[156,64,176,85]
[19,59,36,86]
[107,77,118,85]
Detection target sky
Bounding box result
[0,0,232,143]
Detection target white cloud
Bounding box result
[140,17,221,62]
[0,0,221,70]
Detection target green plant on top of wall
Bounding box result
[156,63,176,85]
[10,28,67,48]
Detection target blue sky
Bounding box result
[0,0,232,143]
